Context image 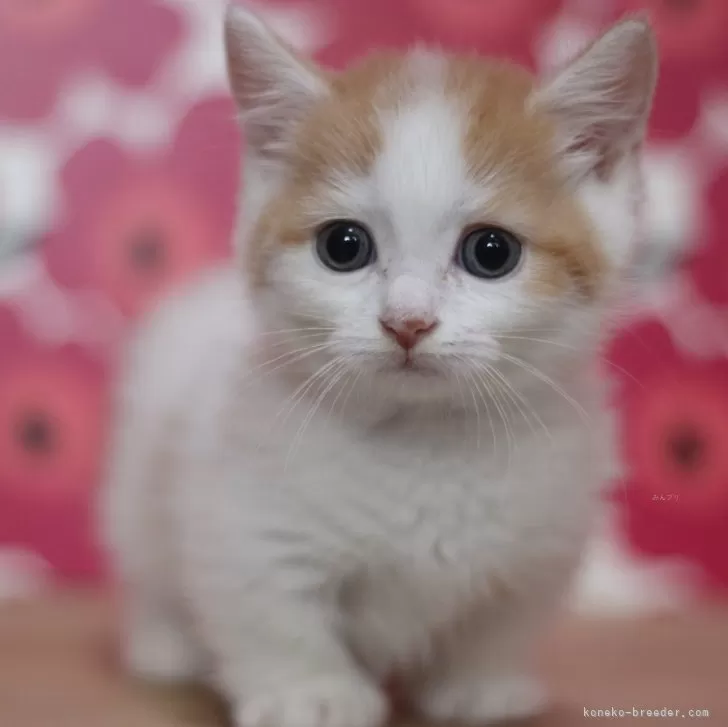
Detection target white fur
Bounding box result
[101,10,656,727]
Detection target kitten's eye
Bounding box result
[458,226,522,279]
[315,221,375,273]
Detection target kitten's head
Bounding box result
[225,6,657,405]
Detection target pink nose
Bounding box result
[379,317,439,351]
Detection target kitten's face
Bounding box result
[226,10,656,405]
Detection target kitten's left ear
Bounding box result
[224,4,329,160]
[530,17,658,180]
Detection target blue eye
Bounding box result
[316,220,376,273]
[458,226,522,279]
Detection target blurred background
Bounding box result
[0,0,726,602]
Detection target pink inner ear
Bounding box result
[224,5,329,160]
[562,130,623,182]
[534,19,657,179]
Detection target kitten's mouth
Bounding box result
[383,354,440,377]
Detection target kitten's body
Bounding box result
[102,7,657,727]
[106,262,606,722]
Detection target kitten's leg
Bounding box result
[122,588,204,683]
[411,599,550,725]
[197,591,388,727]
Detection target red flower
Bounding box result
[43,97,240,318]
[0,0,184,121]
[0,306,109,581]
[687,168,728,307]
[613,1,728,140]
[608,319,728,590]
[618,0,728,63]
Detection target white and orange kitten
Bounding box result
[101,6,658,727]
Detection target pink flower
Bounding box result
[613,0,728,140]
[608,320,728,591]
[43,97,240,318]
[0,0,184,121]
[687,169,728,306]
[259,0,563,70]
[405,0,564,68]
[0,320,108,500]
[257,0,430,70]
[0,306,108,581]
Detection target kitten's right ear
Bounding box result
[224,3,329,160]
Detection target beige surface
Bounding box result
[1,592,727,726]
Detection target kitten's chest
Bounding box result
[196,378,607,586]
[201,392,601,673]
[247,401,597,560]
[324,415,593,673]
[273,406,509,528]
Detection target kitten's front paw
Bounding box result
[418,675,547,725]
[235,676,388,727]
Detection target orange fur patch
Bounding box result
[446,55,606,299]
[246,54,405,285]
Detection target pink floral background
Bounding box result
[0,0,727,597]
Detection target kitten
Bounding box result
[101,6,657,727]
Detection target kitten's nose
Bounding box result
[379,316,439,351]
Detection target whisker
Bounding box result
[495,334,581,347]
[485,362,552,443]
[238,341,334,391]
[493,334,643,388]
[265,331,334,349]
[477,366,517,469]
[455,360,481,450]
[256,326,337,338]
[285,358,349,467]
[269,355,345,438]
[463,362,509,467]
[500,352,591,426]
[481,363,535,440]
[328,362,362,422]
